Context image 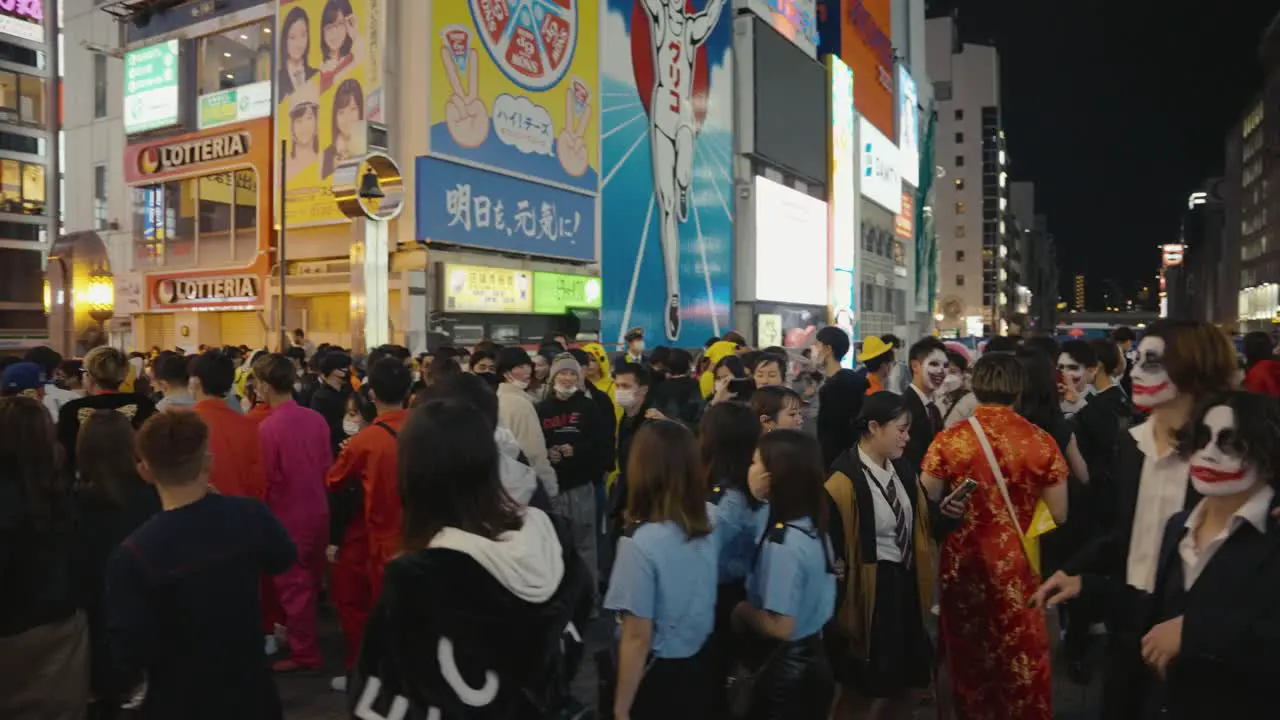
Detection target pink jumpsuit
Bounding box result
[259,400,332,668]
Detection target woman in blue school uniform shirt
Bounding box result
[732,429,837,720]
[702,403,768,590]
[605,420,718,720]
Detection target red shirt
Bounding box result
[325,409,409,598]
[194,399,267,500]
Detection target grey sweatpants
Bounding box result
[552,483,599,598]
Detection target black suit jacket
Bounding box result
[1143,495,1280,719]
[902,387,936,474]
[1064,429,1203,604]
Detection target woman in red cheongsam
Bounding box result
[921,352,1069,719]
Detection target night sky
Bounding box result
[928,0,1278,305]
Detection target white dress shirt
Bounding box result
[858,448,914,563]
[1178,485,1275,590]
[1126,421,1190,593]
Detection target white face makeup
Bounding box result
[1057,352,1089,394]
[916,350,949,393]
[1130,336,1177,411]
[1189,405,1257,497]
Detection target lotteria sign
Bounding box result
[154,275,260,307]
[137,131,252,176]
[0,0,42,42]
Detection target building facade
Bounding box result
[926,13,1010,337]
[0,2,57,353]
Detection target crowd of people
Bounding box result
[0,320,1276,720]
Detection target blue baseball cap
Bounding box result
[1,361,44,394]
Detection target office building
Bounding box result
[926,13,1011,336]
[0,2,57,353]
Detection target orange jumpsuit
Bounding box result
[324,409,407,668]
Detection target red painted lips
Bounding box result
[1189,465,1247,484]
[1133,380,1170,396]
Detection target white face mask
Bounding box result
[343,418,362,436]
[1189,405,1257,496]
[918,350,949,393]
[938,372,964,395]
[554,383,577,399]
[615,388,637,409]
[1131,337,1177,411]
[510,378,530,391]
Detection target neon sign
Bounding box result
[0,0,43,43]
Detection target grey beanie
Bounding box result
[549,353,583,388]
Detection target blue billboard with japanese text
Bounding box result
[600,0,734,347]
[415,155,594,262]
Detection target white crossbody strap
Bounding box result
[967,416,1026,541]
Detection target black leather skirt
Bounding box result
[747,633,834,720]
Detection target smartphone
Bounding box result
[945,478,979,504]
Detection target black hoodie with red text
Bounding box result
[536,389,610,492]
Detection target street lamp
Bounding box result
[85,265,115,326]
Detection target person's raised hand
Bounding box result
[556,84,590,177]
[442,47,489,149]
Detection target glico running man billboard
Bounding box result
[601,0,734,346]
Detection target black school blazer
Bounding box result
[1144,495,1280,719]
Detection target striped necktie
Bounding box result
[878,468,912,568]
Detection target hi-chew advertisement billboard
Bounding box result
[601,0,734,345]
[429,0,600,195]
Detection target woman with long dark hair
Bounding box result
[733,429,837,720]
[606,420,718,719]
[0,396,87,717]
[321,78,365,178]
[75,411,161,719]
[349,398,589,717]
[277,6,317,97]
[826,392,960,719]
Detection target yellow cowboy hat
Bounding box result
[856,336,894,363]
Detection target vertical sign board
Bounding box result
[601,0,735,346]
[124,40,181,135]
[897,65,919,188]
[827,55,856,365]
[816,0,894,139]
[275,0,385,227]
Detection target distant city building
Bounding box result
[928,13,1015,336]
[1231,10,1280,332]
[1074,274,1086,311]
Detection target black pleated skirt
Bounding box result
[748,633,834,720]
[632,642,717,720]
[862,561,932,698]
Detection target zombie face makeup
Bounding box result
[1057,352,1090,395]
[916,350,949,393]
[1131,337,1177,411]
[1189,405,1257,496]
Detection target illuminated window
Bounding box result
[132,170,260,270]
[954,178,964,190]
[0,71,46,127]
[198,20,273,96]
[955,201,966,214]
[0,159,45,215]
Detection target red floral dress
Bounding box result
[922,405,1067,719]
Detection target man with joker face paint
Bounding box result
[1057,340,1097,417]
[1135,391,1280,717]
[1031,320,1239,719]
[901,337,949,473]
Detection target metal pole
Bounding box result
[279,140,288,350]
